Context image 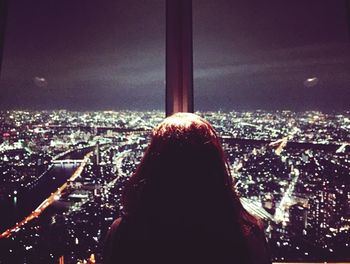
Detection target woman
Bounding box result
[104,113,271,264]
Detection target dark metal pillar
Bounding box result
[0,0,7,77]
[347,0,350,40]
[166,0,194,116]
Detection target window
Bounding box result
[194,0,350,262]
[0,1,164,263]
[1,0,350,263]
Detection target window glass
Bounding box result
[194,0,350,262]
[0,1,164,263]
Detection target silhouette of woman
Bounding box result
[104,113,271,264]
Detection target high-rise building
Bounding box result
[94,141,100,165]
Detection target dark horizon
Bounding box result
[0,0,349,111]
[1,106,349,114]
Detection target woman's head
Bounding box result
[152,112,217,144]
[122,113,239,218]
[110,113,261,264]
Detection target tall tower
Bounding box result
[94,141,100,165]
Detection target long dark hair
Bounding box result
[122,113,259,224]
[119,113,260,262]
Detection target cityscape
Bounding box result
[0,110,349,263]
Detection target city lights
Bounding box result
[0,110,349,263]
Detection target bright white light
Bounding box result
[303,77,319,87]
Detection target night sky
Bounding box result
[0,0,349,111]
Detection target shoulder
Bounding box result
[106,217,126,243]
[110,217,123,233]
[105,217,122,241]
[243,222,272,264]
[103,217,124,264]
[104,217,124,247]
